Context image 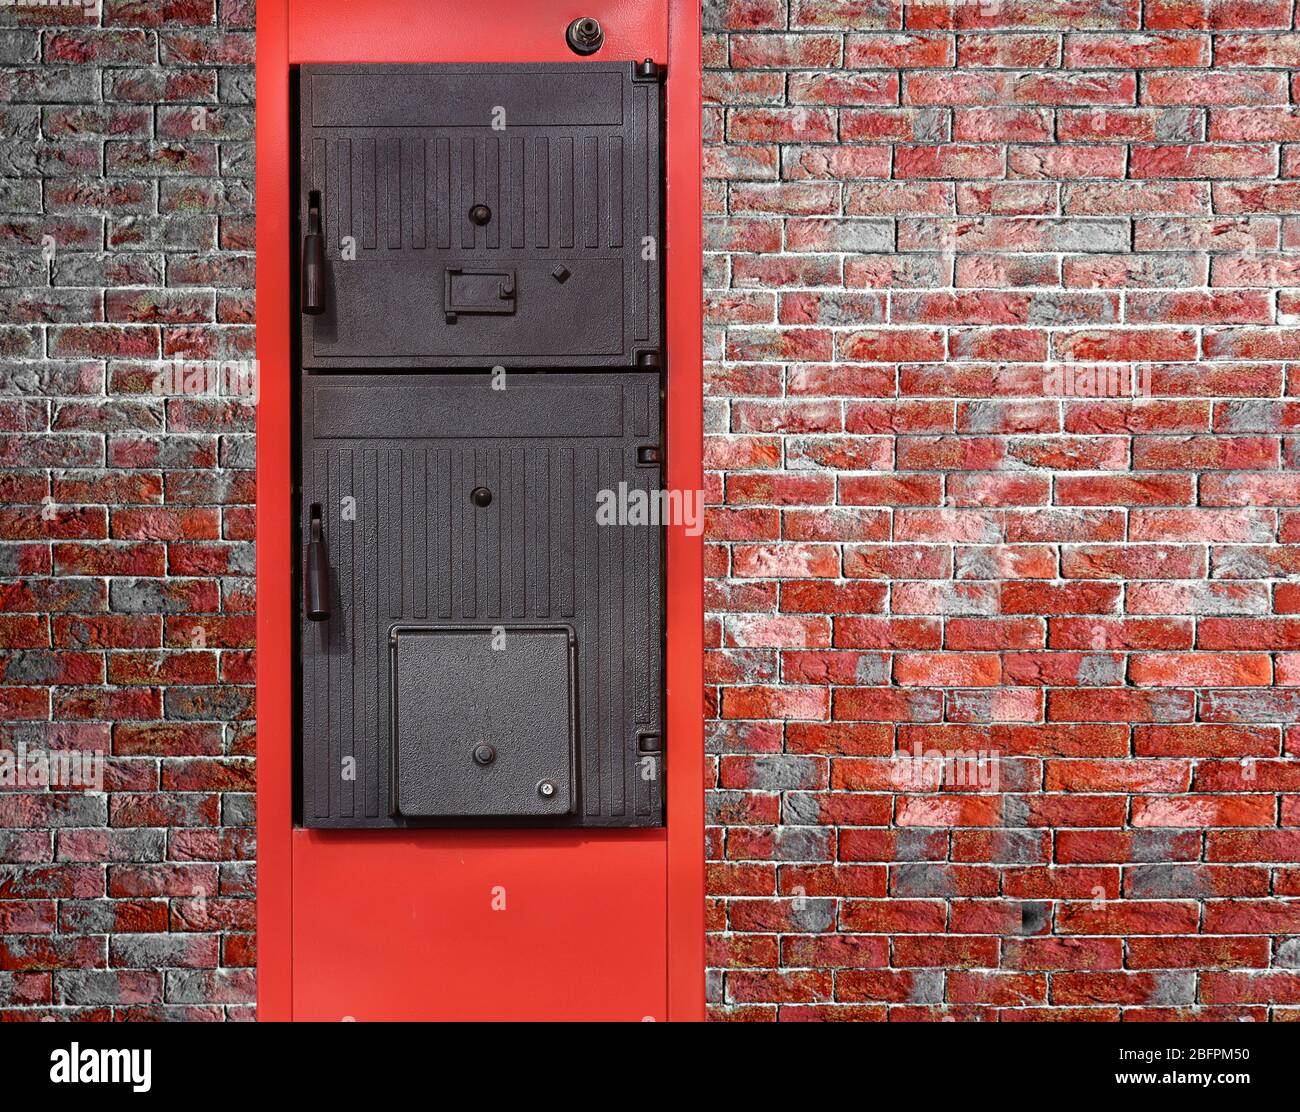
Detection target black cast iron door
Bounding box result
[295,62,666,830]
[298,62,663,368]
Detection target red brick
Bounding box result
[17,0,1300,1023]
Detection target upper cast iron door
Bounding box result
[298,62,663,368]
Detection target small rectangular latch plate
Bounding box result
[445,267,517,323]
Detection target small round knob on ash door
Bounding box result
[468,204,492,226]
[473,744,496,766]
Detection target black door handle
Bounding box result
[305,504,329,621]
[302,192,325,315]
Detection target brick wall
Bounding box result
[0,0,255,1019]
[4,0,1300,1022]
[703,0,1300,1019]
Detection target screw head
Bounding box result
[473,744,496,766]
[537,779,556,798]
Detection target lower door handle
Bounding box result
[305,505,329,621]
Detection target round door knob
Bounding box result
[469,203,492,226]
[473,744,496,766]
[566,17,603,55]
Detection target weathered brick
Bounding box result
[3,0,1299,1026]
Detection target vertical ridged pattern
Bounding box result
[432,137,450,249]
[319,87,654,259]
[608,136,624,249]
[309,450,329,821]
[484,137,501,251]
[556,136,574,249]
[509,135,526,250]
[386,450,402,619]
[310,137,326,212]
[336,138,352,247]
[337,448,355,820]
[415,449,428,618]
[558,446,574,619]
[362,448,379,819]
[459,138,475,250]
[632,80,651,343]
[508,445,525,619]
[409,137,425,249]
[583,136,600,249]
[359,138,376,250]
[577,443,599,816]
[532,136,550,249]
[385,137,401,249]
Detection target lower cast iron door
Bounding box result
[297,373,664,828]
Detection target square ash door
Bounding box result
[390,627,575,818]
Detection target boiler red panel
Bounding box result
[288,0,668,65]
[254,0,294,1022]
[257,0,703,1021]
[291,830,667,1021]
[662,0,706,1021]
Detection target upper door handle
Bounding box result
[302,192,325,315]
